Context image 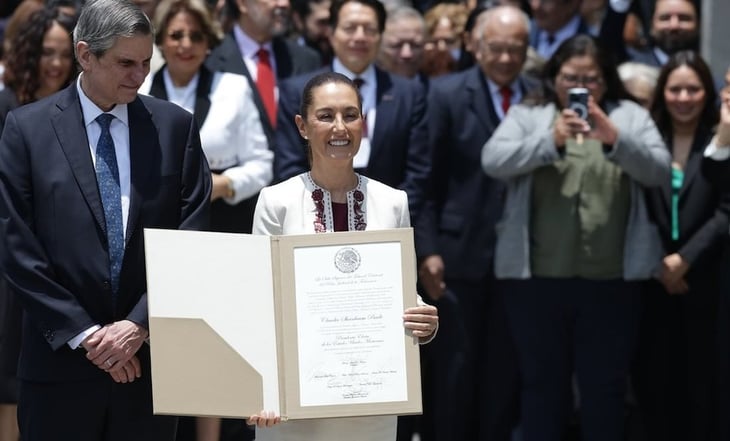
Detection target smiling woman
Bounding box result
[636,50,728,441]
[249,71,438,441]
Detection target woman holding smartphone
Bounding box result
[481,35,670,441]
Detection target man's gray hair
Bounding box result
[73,0,153,57]
[386,5,425,31]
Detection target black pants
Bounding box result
[18,375,177,441]
[503,277,642,441]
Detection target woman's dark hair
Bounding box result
[299,71,363,118]
[4,8,77,104]
[650,50,718,140]
[526,34,630,107]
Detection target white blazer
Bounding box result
[251,173,410,441]
[139,70,272,204]
[253,173,410,235]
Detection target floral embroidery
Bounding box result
[311,188,326,233]
[351,190,366,231]
[307,172,366,233]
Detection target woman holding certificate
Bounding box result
[248,71,438,441]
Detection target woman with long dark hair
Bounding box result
[634,50,729,441]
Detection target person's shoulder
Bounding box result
[136,94,194,121]
[276,37,320,61]
[429,67,476,93]
[262,173,308,196]
[280,67,329,94]
[361,175,407,200]
[212,71,252,94]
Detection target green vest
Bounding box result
[530,138,631,279]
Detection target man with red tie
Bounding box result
[206,0,321,146]
[414,5,536,441]
[274,0,430,222]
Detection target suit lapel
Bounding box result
[52,85,106,233]
[125,97,159,243]
[679,129,713,200]
[193,66,214,130]
[148,69,168,100]
[371,68,395,161]
[272,38,293,79]
[468,68,499,135]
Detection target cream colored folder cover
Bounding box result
[144,228,422,420]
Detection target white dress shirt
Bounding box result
[233,24,279,103]
[535,14,582,59]
[69,74,133,348]
[332,58,377,168]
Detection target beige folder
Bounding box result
[144,228,422,420]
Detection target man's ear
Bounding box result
[76,41,92,70]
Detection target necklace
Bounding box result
[307,172,366,233]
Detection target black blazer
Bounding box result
[0,84,211,381]
[415,67,536,280]
[205,33,321,146]
[645,128,730,275]
[273,65,430,220]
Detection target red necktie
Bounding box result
[256,47,276,128]
[499,86,512,116]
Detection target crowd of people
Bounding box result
[0,0,729,440]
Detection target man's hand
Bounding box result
[418,255,446,301]
[659,253,690,295]
[83,320,148,372]
[107,355,142,383]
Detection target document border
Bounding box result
[273,228,422,419]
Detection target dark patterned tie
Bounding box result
[95,113,124,298]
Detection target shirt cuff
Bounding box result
[609,0,632,13]
[704,139,730,161]
[67,325,101,349]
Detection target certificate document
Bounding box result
[294,242,407,406]
[145,228,422,420]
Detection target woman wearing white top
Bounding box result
[248,72,439,441]
[138,0,272,234]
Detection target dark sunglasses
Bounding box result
[168,30,206,43]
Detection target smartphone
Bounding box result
[567,87,589,120]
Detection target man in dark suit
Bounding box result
[527,0,589,59]
[415,5,535,441]
[0,1,211,440]
[602,0,699,66]
[202,0,319,242]
[274,0,429,220]
[206,0,321,146]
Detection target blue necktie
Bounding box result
[95,113,124,298]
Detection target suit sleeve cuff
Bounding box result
[704,138,730,161]
[67,324,101,349]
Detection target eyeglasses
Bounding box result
[558,73,603,87]
[483,42,526,57]
[168,30,206,44]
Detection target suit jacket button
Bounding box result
[103,281,111,290]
